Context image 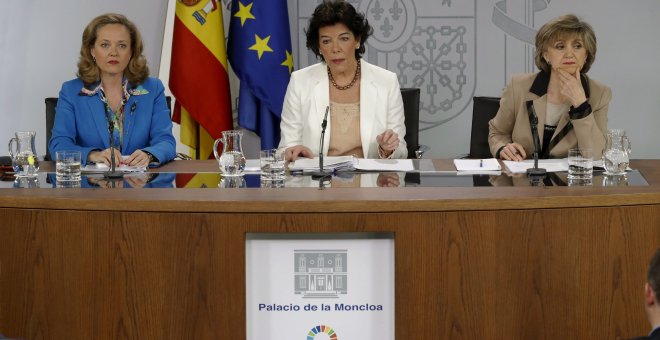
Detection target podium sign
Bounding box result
[246,234,395,340]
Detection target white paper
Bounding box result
[503,159,568,174]
[354,158,414,171]
[453,158,501,171]
[288,156,356,172]
[82,162,146,173]
[289,156,414,172]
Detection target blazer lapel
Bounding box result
[312,65,330,154]
[359,60,377,156]
[532,95,547,144]
[89,96,110,149]
[122,96,138,150]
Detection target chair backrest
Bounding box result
[470,96,500,159]
[45,97,58,161]
[401,88,420,159]
[44,96,173,161]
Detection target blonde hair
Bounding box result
[77,13,149,85]
[535,14,597,73]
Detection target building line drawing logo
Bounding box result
[294,250,348,298]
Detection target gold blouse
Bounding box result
[327,101,363,158]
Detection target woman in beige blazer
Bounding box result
[489,14,611,161]
[279,1,407,161]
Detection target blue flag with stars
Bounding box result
[228,0,293,149]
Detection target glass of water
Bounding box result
[567,148,593,180]
[55,150,82,181]
[260,148,286,181]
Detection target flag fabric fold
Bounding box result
[170,0,233,162]
[228,0,293,149]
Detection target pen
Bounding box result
[480,159,483,168]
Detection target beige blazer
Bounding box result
[488,72,611,159]
[279,59,407,159]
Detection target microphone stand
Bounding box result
[526,111,546,184]
[311,106,332,181]
[104,120,124,180]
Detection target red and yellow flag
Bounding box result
[170,0,232,162]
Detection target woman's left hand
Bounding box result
[376,129,399,157]
[556,68,587,107]
[124,150,151,167]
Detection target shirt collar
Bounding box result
[529,70,591,99]
[78,78,149,96]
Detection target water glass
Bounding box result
[260,178,285,188]
[568,148,593,180]
[260,148,285,181]
[56,150,82,181]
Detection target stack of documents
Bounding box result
[453,158,501,175]
[289,156,414,172]
[82,162,146,173]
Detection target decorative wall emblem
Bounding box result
[358,0,477,131]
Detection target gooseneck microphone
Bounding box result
[311,106,332,181]
[526,102,547,181]
[104,114,124,179]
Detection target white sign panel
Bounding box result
[246,236,395,340]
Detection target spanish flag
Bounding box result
[169,0,232,162]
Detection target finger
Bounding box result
[124,153,138,165]
[507,147,521,161]
[386,133,399,145]
[512,144,526,160]
[502,149,513,161]
[380,129,394,142]
[301,147,314,159]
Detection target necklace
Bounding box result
[328,62,361,90]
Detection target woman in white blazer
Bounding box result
[279,0,407,160]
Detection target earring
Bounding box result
[92,56,96,63]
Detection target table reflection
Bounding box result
[0,170,647,189]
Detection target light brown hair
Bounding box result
[77,13,149,85]
[534,14,597,73]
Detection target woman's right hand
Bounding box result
[88,147,122,165]
[284,145,314,162]
[499,143,526,161]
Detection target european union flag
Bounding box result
[228,0,293,149]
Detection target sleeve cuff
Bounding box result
[569,101,592,120]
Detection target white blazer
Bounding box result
[279,59,407,159]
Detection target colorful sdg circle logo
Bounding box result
[307,324,338,339]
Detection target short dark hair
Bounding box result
[649,248,660,299]
[77,13,149,85]
[535,14,597,74]
[305,0,373,61]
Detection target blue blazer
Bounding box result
[49,77,176,165]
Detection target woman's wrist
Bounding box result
[378,144,393,158]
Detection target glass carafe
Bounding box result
[213,130,246,176]
[8,131,39,178]
[602,129,631,176]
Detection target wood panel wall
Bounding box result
[1,204,658,339]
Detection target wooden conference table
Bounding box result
[1,159,659,339]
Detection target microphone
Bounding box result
[104,114,123,179]
[131,102,137,114]
[311,106,332,181]
[526,101,546,182]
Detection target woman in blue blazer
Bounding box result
[279,1,407,161]
[49,13,175,167]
